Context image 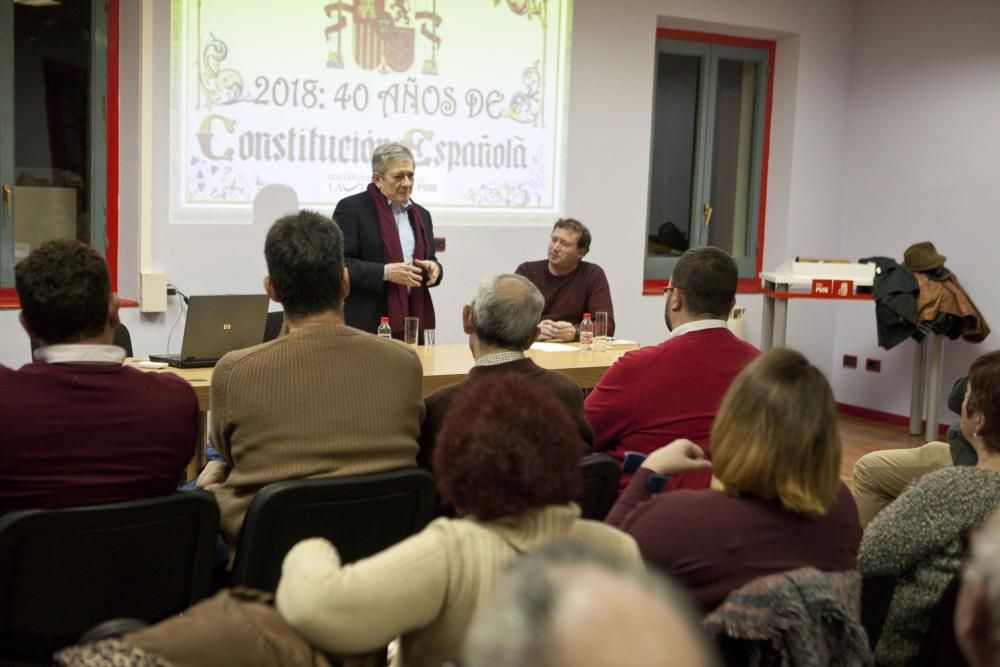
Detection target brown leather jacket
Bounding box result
[915,272,990,343]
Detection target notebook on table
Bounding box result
[149,294,270,368]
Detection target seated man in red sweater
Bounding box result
[584,246,758,491]
[515,218,615,342]
[0,240,198,513]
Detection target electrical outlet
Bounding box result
[865,358,881,372]
[843,354,858,369]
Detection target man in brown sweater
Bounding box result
[419,274,593,471]
[199,210,424,542]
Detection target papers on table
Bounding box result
[530,339,640,352]
[530,342,579,352]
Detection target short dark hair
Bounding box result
[968,351,1000,453]
[265,210,345,318]
[15,240,111,344]
[553,218,591,251]
[434,373,583,520]
[670,246,738,318]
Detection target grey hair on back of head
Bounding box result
[471,274,544,350]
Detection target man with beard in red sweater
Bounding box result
[585,246,758,492]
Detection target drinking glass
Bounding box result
[404,317,419,347]
[593,311,609,352]
[423,329,436,346]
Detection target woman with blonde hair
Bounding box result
[607,347,862,611]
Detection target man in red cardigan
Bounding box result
[585,246,758,492]
[0,240,197,513]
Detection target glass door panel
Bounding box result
[708,58,759,257]
[1,0,103,286]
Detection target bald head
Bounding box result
[461,544,717,667]
[470,274,544,350]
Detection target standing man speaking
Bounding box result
[334,142,442,339]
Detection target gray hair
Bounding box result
[371,142,414,174]
[471,274,544,349]
[460,543,718,667]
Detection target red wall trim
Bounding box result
[642,277,762,296]
[106,0,120,291]
[656,28,776,51]
[837,402,950,438]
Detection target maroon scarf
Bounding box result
[368,182,436,340]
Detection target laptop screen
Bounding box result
[179,294,271,360]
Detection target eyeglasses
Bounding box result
[662,285,685,295]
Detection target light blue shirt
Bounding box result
[391,200,415,265]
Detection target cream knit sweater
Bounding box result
[211,323,423,541]
[276,504,641,667]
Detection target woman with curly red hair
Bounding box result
[275,372,640,667]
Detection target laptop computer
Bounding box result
[149,294,271,368]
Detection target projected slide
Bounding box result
[170,0,572,220]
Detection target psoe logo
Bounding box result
[324,0,443,74]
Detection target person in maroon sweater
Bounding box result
[0,240,197,513]
[584,246,758,491]
[606,349,862,612]
[515,218,615,341]
[420,274,593,471]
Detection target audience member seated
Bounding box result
[584,246,758,491]
[956,506,1000,667]
[419,273,593,469]
[0,240,197,512]
[461,542,718,667]
[859,350,1000,667]
[607,348,862,612]
[198,210,423,543]
[275,373,641,667]
[853,376,975,528]
[515,218,615,341]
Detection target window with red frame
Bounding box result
[0,0,118,306]
[642,28,774,295]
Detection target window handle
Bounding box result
[2,184,11,218]
[703,202,713,227]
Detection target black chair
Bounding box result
[263,311,284,342]
[28,323,133,357]
[910,573,968,667]
[0,491,219,664]
[576,454,621,520]
[231,468,437,593]
[861,574,896,650]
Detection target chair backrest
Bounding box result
[28,323,134,357]
[231,468,437,593]
[263,311,284,342]
[860,574,896,650]
[910,573,968,667]
[0,491,219,663]
[576,454,621,520]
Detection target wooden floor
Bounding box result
[839,413,931,491]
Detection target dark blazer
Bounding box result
[333,190,442,334]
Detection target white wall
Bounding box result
[831,0,1000,425]
[0,0,858,373]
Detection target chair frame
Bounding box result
[231,468,436,593]
[0,491,219,663]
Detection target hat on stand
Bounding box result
[903,242,947,272]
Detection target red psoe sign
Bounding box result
[811,279,833,296]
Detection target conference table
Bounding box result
[131,341,640,476]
